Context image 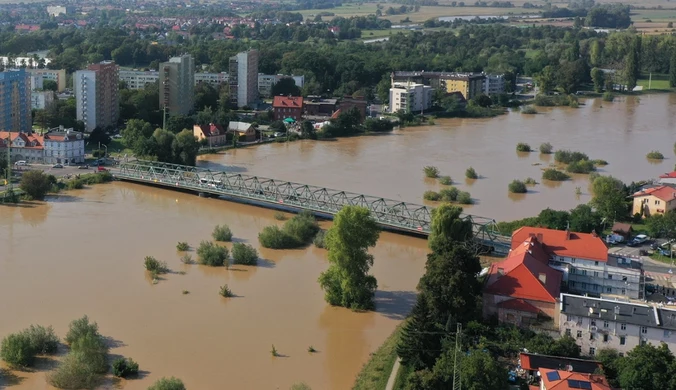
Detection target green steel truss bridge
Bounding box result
[114,160,511,255]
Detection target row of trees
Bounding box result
[121,119,200,165]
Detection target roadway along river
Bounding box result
[1,94,675,389]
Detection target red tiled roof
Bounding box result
[0,131,43,150]
[485,237,562,303]
[539,368,611,390]
[632,185,676,202]
[330,109,341,119]
[659,172,676,179]
[497,298,540,313]
[511,227,608,262]
[273,96,303,109]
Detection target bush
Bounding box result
[554,150,589,164]
[566,160,596,174]
[593,159,608,166]
[144,256,168,274]
[508,180,528,193]
[19,170,52,200]
[47,352,101,389]
[438,175,452,185]
[313,230,327,249]
[196,241,229,267]
[69,331,109,374]
[25,325,59,354]
[258,225,295,249]
[67,179,85,190]
[521,105,537,114]
[176,242,189,251]
[65,316,99,346]
[1,332,36,368]
[148,377,186,390]
[231,243,258,265]
[457,191,473,204]
[112,357,139,378]
[647,150,665,160]
[516,143,531,152]
[258,211,319,249]
[524,177,537,185]
[423,166,439,178]
[423,190,440,201]
[274,211,287,220]
[439,187,459,202]
[466,167,478,179]
[602,92,615,102]
[180,254,193,264]
[212,224,233,242]
[219,284,234,297]
[542,168,570,181]
[539,142,553,154]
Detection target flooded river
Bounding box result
[1,94,675,389]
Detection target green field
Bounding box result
[298,3,378,18]
[631,9,676,22]
[638,73,673,90]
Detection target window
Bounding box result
[595,261,599,266]
[594,271,599,277]
[591,320,596,326]
[567,315,574,322]
[622,289,626,295]
[608,274,613,280]
[589,333,595,340]
[589,347,595,356]
[604,321,609,328]
[622,276,628,281]
[620,336,626,345]
[581,270,587,276]
[577,330,582,338]
[571,258,576,263]
[641,326,648,334]
[570,268,576,275]
[621,323,627,330]
[607,287,612,293]
[603,334,609,342]
[566,329,571,336]
[570,281,576,287]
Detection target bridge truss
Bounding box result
[116,160,510,254]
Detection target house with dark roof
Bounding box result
[559,293,676,356]
[519,352,603,376]
[193,123,227,147]
[631,185,676,217]
[539,368,611,390]
[511,227,644,300]
[273,96,303,121]
[483,236,563,327]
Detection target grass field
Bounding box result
[392,361,414,390]
[632,9,676,22]
[297,3,378,18]
[638,73,673,90]
[352,322,405,390]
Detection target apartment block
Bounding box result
[119,70,159,90]
[389,82,433,114]
[195,72,228,87]
[229,50,259,108]
[160,55,195,116]
[483,73,506,95]
[74,61,120,132]
[560,293,676,356]
[258,74,305,97]
[31,91,54,109]
[0,69,31,133]
[390,71,486,100]
[512,227,645,300]
[26,68,66,92]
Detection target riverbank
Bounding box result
[353,322,406,390]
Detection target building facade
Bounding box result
[160,55,195,116]
[631,185,676,217]
[0,69,31,133]
[229,50,259,108]
[258,74,305,97]
[389,82,433,113]
[42,127,85,164]
[74,61,119,132]
[0,131,42,162]
[193,123,227,147]
[228,121,257,142]
[512,227,645,300]
[119,70,159,90]
[559,293,676,356]
[31,91,54,109]
[195,72,229,87]
[483,73,506,95]
[46,5,74,16]
[338,97,368,121]
[273,96,303,121]
[390,71,485,100]
[27,68,67,92]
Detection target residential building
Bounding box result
[659,171,676,185]
[272,96,303,121]
[483,73,506,95]
[512,227,645,300]
[26,69,66,91]
[390,71,486,100]
[610,222,633,241]
[229,49,259,108]
[193,123,227,147]
[258,74,305,97]
[389,82,433,114]
[519,352,603,376]
[74,61,120,132]
[303,96,337,119]
[228,121,257,142]
[119,70,159,90]
[160,55,195,116]
[539,368,611,390]
[31,91,54,109]
[0,57,51,69]
[0,69,31,133]
[46,5,74,16]
[195,72,228,87]
[338,97,368,121]
[631,185,676,217]
[29,74,43,91]
[42,127,85,164]
[559,293,676,356]
[483,235,563,327]
[0,131,43,162]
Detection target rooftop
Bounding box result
[512,227,608,262]
[539,368,611,390]
[659,171,676,179]
[228,121,253,132]
[273,96,303,108]
[391,70,486,80]
[519,352,603,374]
[631,185,676,202]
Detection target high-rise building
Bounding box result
[389,82,433,114]
[159,55,195,116]
[229,50,259,108]
[74,61,119,132]
[0,69,32,133]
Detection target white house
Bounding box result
[389,82,433,114]
[43,127,85,165]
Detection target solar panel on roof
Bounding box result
[546,371,561,381]
[568,379,592,389]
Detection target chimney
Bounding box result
[565,228,571,241]
[591,230,598,238]
[497,268,505,277]
[538,273,547,285]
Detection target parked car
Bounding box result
[78,165,89,169]
[97,166,108,172]
[632,234,649,245]
[52,164,63,168]
[658,248,672,257]
[14,160,26,166]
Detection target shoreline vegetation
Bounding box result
[1,171,113,204]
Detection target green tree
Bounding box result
[43,80,58,91]
[1,332,36,368]
[172,129,200,166]
[300,120,317,139]
[536,208,570,230]
[670,48,676,88]
[536,65,556,93]
[122,119,154,155]
[270,77,302,97]
[19,170,52,200]
[589,175,628,222]
[617,343,676,390]
[318,206,380,310]
[148,377,186,390]
[428,204,473,253]
[194,82,219,111]
[624,36,640,91]
[590,39,604,67]
[596,348,621,388]
[460,349,508,390]
[591,67,605,92]
[568,204,601,233]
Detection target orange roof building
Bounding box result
[631,185,676,217]
[272,96,303,121]
[539,368,611,390]
[511,227,608,263]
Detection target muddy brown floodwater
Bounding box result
[1,94,675,389]
[200,94,676,222]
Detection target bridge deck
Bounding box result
[113,160,511,255]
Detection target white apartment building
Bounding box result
[31,91,54,109]
[29,74,43,90]
[42,127,85,164]
[74,70,97,131]
[26,69,67,91]
[229,49,259,108]
[46,5,73,16]
[559,293,676,356]
[258,74,305,97]
[483,73,506,95]
[389,82,433,114]
[119,70,159,90]
[0,57,51,69]
[195,72,228,87]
